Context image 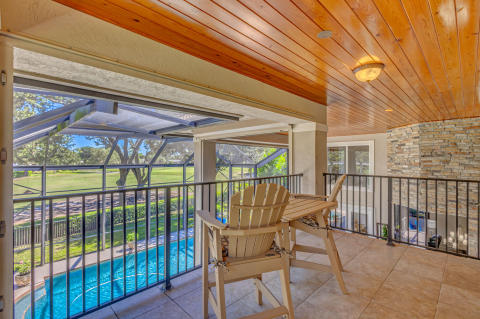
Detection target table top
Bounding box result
[281,198,338,222]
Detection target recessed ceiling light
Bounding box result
[385,109,393,112]
[317,30,332,39]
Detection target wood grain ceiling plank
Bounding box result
[454,0,480,117]
[233,0,416,124]
[158,0,399,119]
[400,0,459,117]
[55,0,327,104]
[211,0,406,123]
[313,0,437,122]
[265,0,419,123]
[345,0,442,121]
[372,0,452,120]
[105,0,332,102]
[476,6,480,117]
[425,0,464,117]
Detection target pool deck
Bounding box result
[77,230,480,319]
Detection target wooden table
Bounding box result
[281,197,347,294]
[282,198,338,222]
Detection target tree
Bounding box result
[89,137,164,188]
[257,148,287,177]
[78,146,110,164]
[14,92,80,165]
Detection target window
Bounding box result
[327,141,374,175]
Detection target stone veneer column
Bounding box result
[193,139,216,266]
[289,123,328,195]
[0,36,13,317]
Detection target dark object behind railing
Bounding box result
[13,174,302,319]
[324,172,480,260]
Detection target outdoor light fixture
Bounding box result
[352,62,385,82]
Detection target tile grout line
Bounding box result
[354,240,408,319]
[293,234,375,311]
[432,253,450,318]
[167,293,194,319]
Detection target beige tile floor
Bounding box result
[80,230,480,319]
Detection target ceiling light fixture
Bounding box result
[317,30,332,39]
[385,109,393,112]
[352,62,385,82]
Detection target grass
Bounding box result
[14,213,195,265]
[13,166,252,197]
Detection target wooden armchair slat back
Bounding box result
[227,183,289,258]
[327,175,347,202]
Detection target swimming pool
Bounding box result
[15,238,195,319]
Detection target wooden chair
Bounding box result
[197,183,294,319]
[289,174,347,294]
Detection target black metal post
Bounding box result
[387,177,394,246]
[164,188,172,290]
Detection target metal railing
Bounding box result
[324,172,480,259]
[12,174,302,319]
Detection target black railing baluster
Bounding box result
[387,177,393,246]
[408,179,410,244]
[184,186,188,271]
[416,179,419,246]
[425,180,428,248]
[122,191,127,296]
[134,190,138,291]
[435,180,438,250]
[456,181,459,255]
[177,186,181,275]
[467,182,469,255]
[164,188,172,290]
[364,176,367,234]
[193,186,197,267]
[399,178,402,242]
[146,190,150,288]
[110,194,114,302]
[155,189,160,283]
[30,201,35,319]
[380,177,382,238]
[66,197,70,318]
[445,181,448,253]
[97,194,101,306]
[82,195,86,313]
[49,199,54,319]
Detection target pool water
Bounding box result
[15,238,195,319]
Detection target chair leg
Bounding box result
[214,268,227,319]
[329,234,344,272]
[325,232,347,294]
[279,256,295,319]
[202,225,209,319]
[255,275,263,305]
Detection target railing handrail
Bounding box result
[13,173,303,203]
[324,172,480,184]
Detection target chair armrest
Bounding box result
[196,210,226,229]
[220,223,283,236]
[290,193,329,200]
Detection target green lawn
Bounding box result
[13,166,256,198]
[13,167,195,197]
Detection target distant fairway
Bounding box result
[13,166,251,197]
[13,167,194,197]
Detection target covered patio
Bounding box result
[80,230,480,319]
[1,0,480,318]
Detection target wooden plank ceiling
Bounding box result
[54,0,480,136]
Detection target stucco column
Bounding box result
[0,36,14,317]
[193,139,216,266]
[289,123,328,195]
